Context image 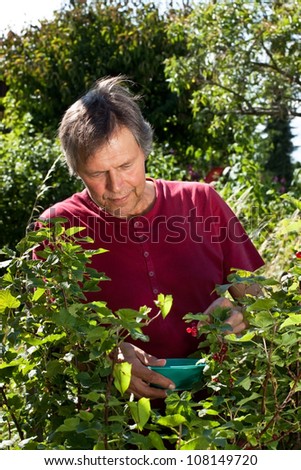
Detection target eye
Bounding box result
[121,162,132,170]
[90,171,106,178]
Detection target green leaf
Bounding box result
[250,311,275,328]
[78,411,94,422]
[154,293,173,318]
[157,414,186,427]
[32,287,46,301]
[246,298,277,312]
[128,397,151,431]
[28,333,66,346]
[225,331,255,342]
[86,326,108,343]
[239,376,251,391]
[56,417,80,433]
[113,362,131,395]
[83,391,102,402]
[237,392,261,406]
[46,360,64,378]
[280,314,301,330]
[0,290,20,312]
[65,226,86,236]
[148,431,166,450]
[180,436,211,450]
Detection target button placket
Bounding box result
[138,241,160,297]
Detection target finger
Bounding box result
[128,378,169,400]
[224,310,248,334]
[207,297,234,313]
[134,349,166,368]
[131,362,175,390]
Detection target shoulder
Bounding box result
[155,179,223,206]
[155,179,212,197]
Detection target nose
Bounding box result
[107,170,122,193]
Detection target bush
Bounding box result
[1,220,301,450]
[0,120,83,249]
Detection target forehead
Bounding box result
[80,127,143,171]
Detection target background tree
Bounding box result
[1,0,301,253]
[264,115,295,189]
[164,0,301,179]
[1,0,191,147]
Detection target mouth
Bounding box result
[106,193,131,205]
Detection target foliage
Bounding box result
[0,0,190,147]
[0,221,171,449]
[264,116,294,187]
[214,160,301,278]
[146,143,186,181]
[1,222,301,450]
[182,262,301,450]
[0,119,83,250]
[164,0,301,175]
[1,0,301,450]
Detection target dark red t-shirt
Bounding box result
[38,179,264,358]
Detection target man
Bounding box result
[38,76,264,399]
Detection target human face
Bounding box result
[77,127,154,218]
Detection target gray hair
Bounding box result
[58,76,154,175]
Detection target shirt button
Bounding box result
[144,251,149,257]
[134,221,143,228]
[153,288,159,294]
[149,271,155,277]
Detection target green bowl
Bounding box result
[149,358,206,391]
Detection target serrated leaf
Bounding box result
[86,326,107,343]
[180,436,211,450]
[46,360,64,378]
[246,298,277,312]
[250,311,275,328]
[0,290,20,312]
[239,376,251,390]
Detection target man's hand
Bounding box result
[199,297,248,334]
[114,342,175,399]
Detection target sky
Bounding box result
[0,0,66,33]
[1,0,301,163]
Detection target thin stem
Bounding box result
[1,386,24,441]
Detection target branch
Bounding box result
[199,78,301,117]
[250,60,301,87]
[1,386,25,441]
[260,39,301,87]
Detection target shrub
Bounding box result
[1,220,301,450]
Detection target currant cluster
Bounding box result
[212,342,228,364]
[186,322,198,337]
